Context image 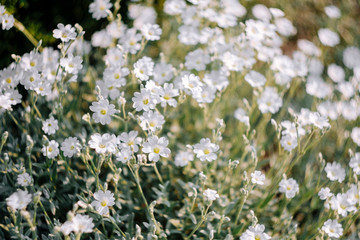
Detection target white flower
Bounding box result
[20,51,42,72]
[91,190,115,215]
[329,193,356,217]
[318,28,340,47]
[89,133,117,154]
[141,24,162,41]
[133,56,154,81]
[118,131,142,152]
[318,187,333,200]
[116,148,132,163]
[142,136,171,162]
[42,140,60,159]
[2,14,14,30]
[185,49,211,71]
[245,70,266,88]
[349,152,360,174]
[174,151,194,167]
[309,112,330,130]
[193,138,219,162]
[324,5,341,19]
[281,121,305,138]
[89,99,117,125]
[42,116,59,135]
[60,54,83,74]
[257,87,283,114]
[61,137,81,157]
[6,190,32,210]
[203,188,219,201]
[234,108,250,126]
[153,63,174,84]
[322,219,343,238]
[61,214,94,235]
[325,162,345,183]
[280,134,298,152]
[120,28,142,54]
[139,110,165,132]
[275,17,296,37]
[132,88,157,111]
[343,46,360,69]
[251,171,265,185]
[89,0,112,20]
[17,173,32,187]
[240,224,271,240]
[53,23,76,42]
[327,64,345,83]
[351,127,360,146]
[279,178,299,199]
[164,0,186,15]
[159,83,179,107]
[346,184,360,206]
[182,73,203,98]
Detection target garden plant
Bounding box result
[0,0,360,239]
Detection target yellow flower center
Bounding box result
[62,33,68,39]
[287,141,292,146]
[163,94,171,100]
[149,122,156,127]
[30,61,36,67]
[70,145,75,150]
[6,78,11,84]
[39,87,44,91]
[100,109,107,115]
[101,201,107,207]
[128,140,134,146]
[286,186,291,191]
[140,69,144,74]
[161,73,166,77]
[48,147,53,152]
[114,73,120,79]
[154,147,160,154]
[203,149,210,155]
[30,77,35,82]
[143,99,149,105]
[255,236,261,240]
[99,144,106,149]
[69,63,74,68]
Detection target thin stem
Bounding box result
[185,203,211,240]
[153,163,164,185]
[127,163,160,234]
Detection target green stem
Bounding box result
[185,204,211,240]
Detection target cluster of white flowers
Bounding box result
[1,0,360,238]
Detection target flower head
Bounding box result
[322,219,343,238]
[142,136,171,162]
[193,138,219,162]
[91,190,115,215]
[203,188,219,201]
[279,178,299,199]
[6,190,32,211]
[17,173,32,187]
[53,23,76,42]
